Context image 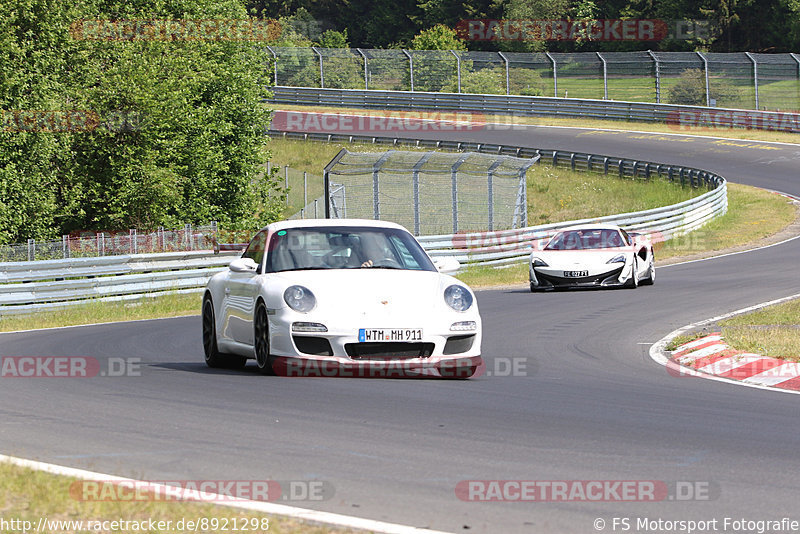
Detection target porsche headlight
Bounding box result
[531,257,548,267]
[607,254,626,264]
[444,285,473,312]
[284,285,316,312]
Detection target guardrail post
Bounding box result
[603,157,609,174]
[570,153,576,170]
[402,49,414,91]
[546,52,558,97]
[679,168,686,187]
[696,52,711,107]
[451,50,462,93]
[587,155,592,172]
[597,52,608,100]
[745,52,759,109]
[618,160,624,177]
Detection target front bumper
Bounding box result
[530,265,626,289]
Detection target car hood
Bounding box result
[268,268,465,318]
[533,249,628,267]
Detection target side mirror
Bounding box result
[229,257,259,273]
[432,256,461,274]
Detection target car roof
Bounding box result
[260,218,409,233]
[556,224,624,232]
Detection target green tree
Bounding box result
[0,0,284,244]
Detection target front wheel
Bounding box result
[203,297,246,369]
[254,302,275,375]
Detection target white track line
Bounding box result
[649,292,800,396]
[0,454,452,534]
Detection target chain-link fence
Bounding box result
[268,47,800,111]
[322,149,537,235]
[0,224,219,262]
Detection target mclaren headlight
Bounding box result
[444,285,473,312]
[531,257,548,267]
[284,285,316,313]
[607,254,626,264]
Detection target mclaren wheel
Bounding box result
[624,258,639,289]
[203,296,246,369]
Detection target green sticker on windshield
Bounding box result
[277,230,287,236]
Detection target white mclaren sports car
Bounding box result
[202,219,482,378]
[529,224,655,291]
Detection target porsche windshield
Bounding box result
[545,229,625,250]
[266,226,437,273]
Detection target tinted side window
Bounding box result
[243,231,267,272]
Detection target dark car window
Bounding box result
[545,229,626,250]
[242,230,268,272]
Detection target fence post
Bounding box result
[647,50,660,103]
[546,52,558,97]
[356,48,369,90]
[402,49,414,91]
[62,235,69,259]
[487,160,503,232]
[451,50,462,93]
[27,238,34,261]
[498,51,510,95]
[792,54,800,88]
[284,165,289,206]
[745,52,759,109]
[266,45,278,86]
[312,46,324,88]
[696,51,711,107]
[596,52,608,100]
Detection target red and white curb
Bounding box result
[650,292,800,395]
[670,333,800,391]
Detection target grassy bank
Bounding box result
[0,460,354,534]
[719,298,800,362]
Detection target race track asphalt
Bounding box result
[2,122,799,533]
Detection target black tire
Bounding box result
[641,255,656,286]
[254,301,275,375]
[203,297,247,369]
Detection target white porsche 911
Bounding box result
[529,224,655,291]
[202,219,483,378]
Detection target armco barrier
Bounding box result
[269,86,800,133]
[0,250,239,316]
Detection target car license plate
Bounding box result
[563,270,589,278]
[359,328,422,342]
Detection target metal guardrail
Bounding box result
[269,86,800,133]
[0,250,239,316]
[269,129,727,267]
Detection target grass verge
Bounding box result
[719,298,800,362]
[0,293,201,334]
[0,460,354,534]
